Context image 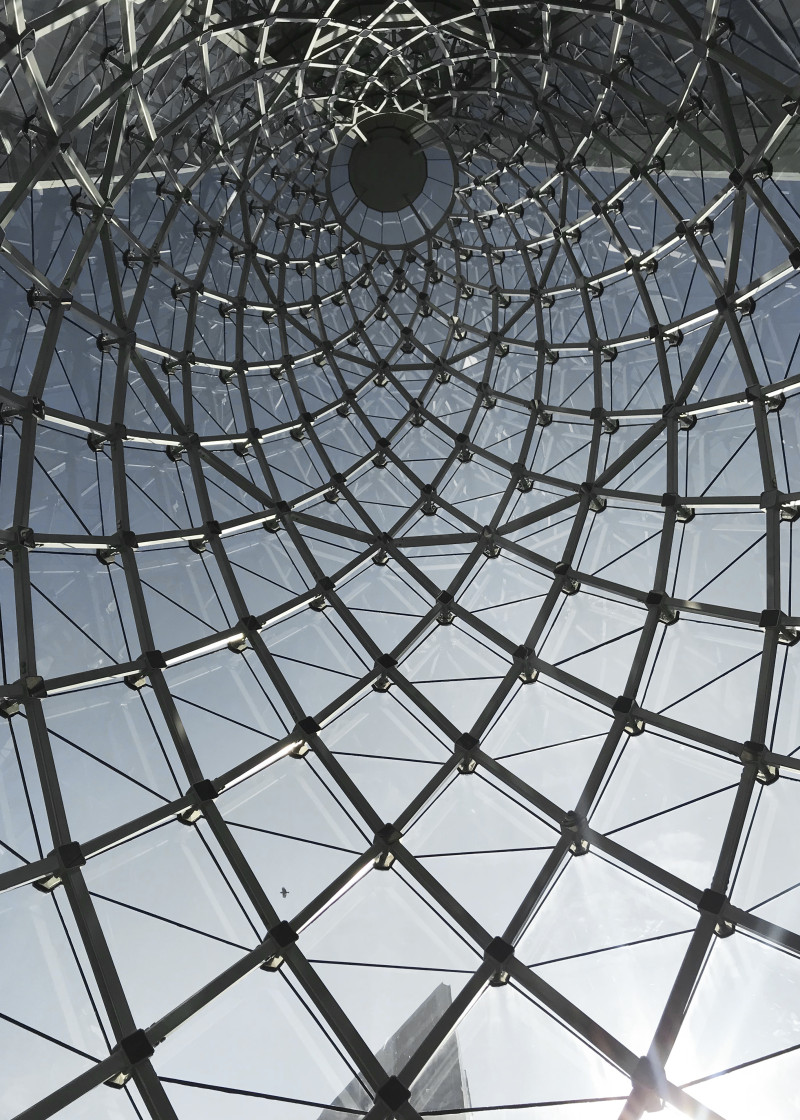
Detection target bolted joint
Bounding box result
[740,739,765,765]
[122,247,160,269]
[759,608,800,646]
[661,492,695,522]
[178,779,218,825]
[27,286,72,312]
[514,645,539,684]
[295,716,320,751]
[533,341,559,365]
[455,432,473,463]
[485,935,514,984]
[373,360,391,387]
[765,393,786,414]
[32,869,63,894]
[261,920,298,971]
[376,1077,411,1111]
[455,731,480,774]
[374,822,402,869]
[436,590,455,626]
[645,590,679,625]
[580,481,607,513]
[410,398,426,427]
[372,532,392,566]
[480,525,501,559]
[554,561,580,595]
[532,397,553,426]
[630,1055,665,1113]
[269,919,298,950]
[589,406,619,434]
[0,697,20,719]
[755,760,780,785]
[561,810,589,855]
[116,529,137,550]
[141,649,167,671]
[87,431,108,453]
[698,888,736,937]
[373,653,397,693]
[33,841,86,894]
[56,840,85,869]
[513,459,534,492]
[289,722,313,755]
[421,497,438,518]
[289,737,310,759]
[105,1029,155,1088]
[480,381,497,409]
[434,359,451,384]
[740,739,779,785]
[12,526,36,552]
[613,695,645,736]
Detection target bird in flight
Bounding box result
[280,887,290,898]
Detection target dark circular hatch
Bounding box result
[348,117,427,212]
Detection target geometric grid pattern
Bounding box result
[2,3,800,1119]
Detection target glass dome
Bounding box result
[2,3,800,1119]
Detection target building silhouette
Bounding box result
[317,984,471,1119]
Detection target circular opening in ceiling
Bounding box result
[348,118,427,212]
[327,113,457,249]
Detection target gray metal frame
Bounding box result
[2,1,800,1118]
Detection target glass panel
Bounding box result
[155,966,365,1110]
[667,934,800,1103]
[82,822,262,1024]
[455,983,629,1107]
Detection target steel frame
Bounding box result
[2,2,800,1119]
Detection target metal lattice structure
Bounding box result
[2,2,800,1118]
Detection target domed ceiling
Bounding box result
[2,3,800,1119]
